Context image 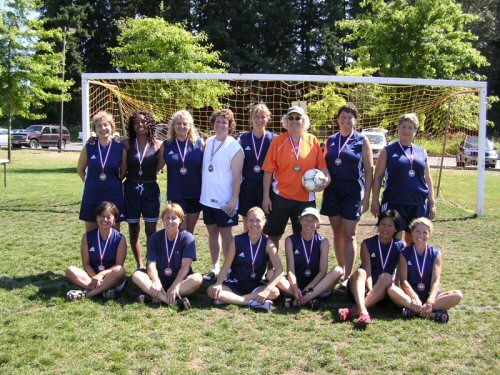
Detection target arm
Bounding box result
[262,171,273,214]
[304,237,329,291]
[146,260,163,300]
[114,236,127,266]
[156,142,166,172]
[81,234,101,289]
[360,241,373,292]
[255,241,284,302]
[207,238,236,300]
[420,253,443,318]
[225,149,244,214]
[371,147,387,217]
[398,253,423,312]
[285,237,302,301]
[165,258,193,305]
[315,167,331,192]
[424,162,437,220]
[362,138,374,214]
[120,147,128,181]
[76,146,88,182]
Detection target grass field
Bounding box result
[0,150,499,374]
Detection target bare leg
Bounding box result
[132,271,203,303]
[219,226,234,260]
[341,218,358,279]
[300,266,343,305]
[85,221,98,232]
[329,216,344,272]
[349,268,367,316]
[205,224,221,271]
[181,213,200,234]
[364,273,393,309]
[432,290,464,311]
[268,235,281,252]
[67,265,126,298]
[213,285,280,305]
[387,285,412,308]
[404,231,412,247]
[66,266,92,289]
[144,221,157,251]
[128,222,144,269]
[242,215,248,232]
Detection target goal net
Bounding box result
[82,73,488,217]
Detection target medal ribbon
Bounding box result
[251,131,266,164]
[175,138,188,166]
[248,235,263,271]
[164,231,179,268]
[300,235,314,270]
[337,130,354,159]
[210,136,228,164]
[97,229,112,267]
[377,237,394,271]
[98,141,112,174]
[412,245,428,283]
[398,141,415,171]
[135,138,150,171]
[288,132,302,164]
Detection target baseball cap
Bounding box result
[299,207,320,221]
[286,106,306,116]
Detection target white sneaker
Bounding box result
[249,299,273,312]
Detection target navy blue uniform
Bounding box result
[401,244,440,302]
[80,141,126,221]
[223,233,269,295]
[147,229,197,290]
[239,131,276,216]
[164,138,203,214]
[321,131,366,220]
[124,140,161,223]
[363,235,405,285]
[382,142,430,231]
[288,232,323,290]
[86,228,124,274]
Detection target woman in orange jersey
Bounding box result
[262,106,330,249]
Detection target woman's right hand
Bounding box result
[149,282,162,300]
[208,284,222,300]
[262,196,272,215]
[410,296,422,313]
[90,274,103,289]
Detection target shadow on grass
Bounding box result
[10,167,76,174]
[434,214,477,222]
[0,271,71,301]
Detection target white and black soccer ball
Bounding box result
[302,168,325,192]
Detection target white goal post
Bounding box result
[81,73,488,216]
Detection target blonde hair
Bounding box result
[246,206,266,222]
[398,113,420,130]
[250,103,271,123]
[160,203,185,222]
[409,217,433,234]
[167,110,199,144]
[91,111,115,132]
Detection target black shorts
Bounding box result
[238,179,263,216]
[223,278,265,295]
[172,198,202,215]
[381,202,428,232]
[264,191,315,237]
[202,205,238,227]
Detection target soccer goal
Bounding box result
[81,73,488,217]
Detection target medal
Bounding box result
[377,237,394,272]
[98,141,112,183]
[335,130,354,167]
[413,244,429,294]
[164,230,179,279]
[208,136,228,174]
[251,131,266,174]
[97,229,112,272]
[135,138,150,179]
[175,138,189,176]
[248,234,263,281]
[289,132,302,173]
[301,235,315,278]
[399,142,416,178]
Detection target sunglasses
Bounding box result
[287,115,302,121]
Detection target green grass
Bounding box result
[0,150,499,374]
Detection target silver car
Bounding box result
[457,137,498,168]
[361,128,388,163]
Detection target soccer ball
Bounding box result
[302,168,325,192]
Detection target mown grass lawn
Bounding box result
[0,150,498,374]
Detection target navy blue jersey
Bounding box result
[147,229,197,286]
[86,228,124,273]
[127,140,158,182]
[288,232,323,278]
[240,131,276,182]
[324,131,365,182]
[382,142,429,205]
[363,235,405,284]
[227,233,269,282]
[163,138,203,201]
[401,244,440,300]
[82,140,125,204]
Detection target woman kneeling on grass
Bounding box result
[132,203,202,309]
[388,217,463,323]
[278,207,343,309]
[338,210,405,327]
[207,207,283,312]
[66,201,127,301]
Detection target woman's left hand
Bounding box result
[255,287,271,303]
[420,301,433,318]
[90,274,103,289]
[313,176,329,192]
[224,197,238,216]
[166,284,180,305]
[429,204,437,220]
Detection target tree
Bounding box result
[339,0,488,79]
[0,0,73,160]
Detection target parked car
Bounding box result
[11,124,71,149]
[361,128,388,163]
[457,137,498,168]
[0,128,8,148]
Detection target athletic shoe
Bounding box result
[137,294,152,303]
[176,297,192,310]
[103,288,116,300]
[66,289,87,302]
[354,313,372,327]
[203,271,218,282]
[249,299,273,312]
[338,308,352,322]
[213,299,226,306]
[283,297,293,309]
[431,310,449,323]
[402,308,415,318]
